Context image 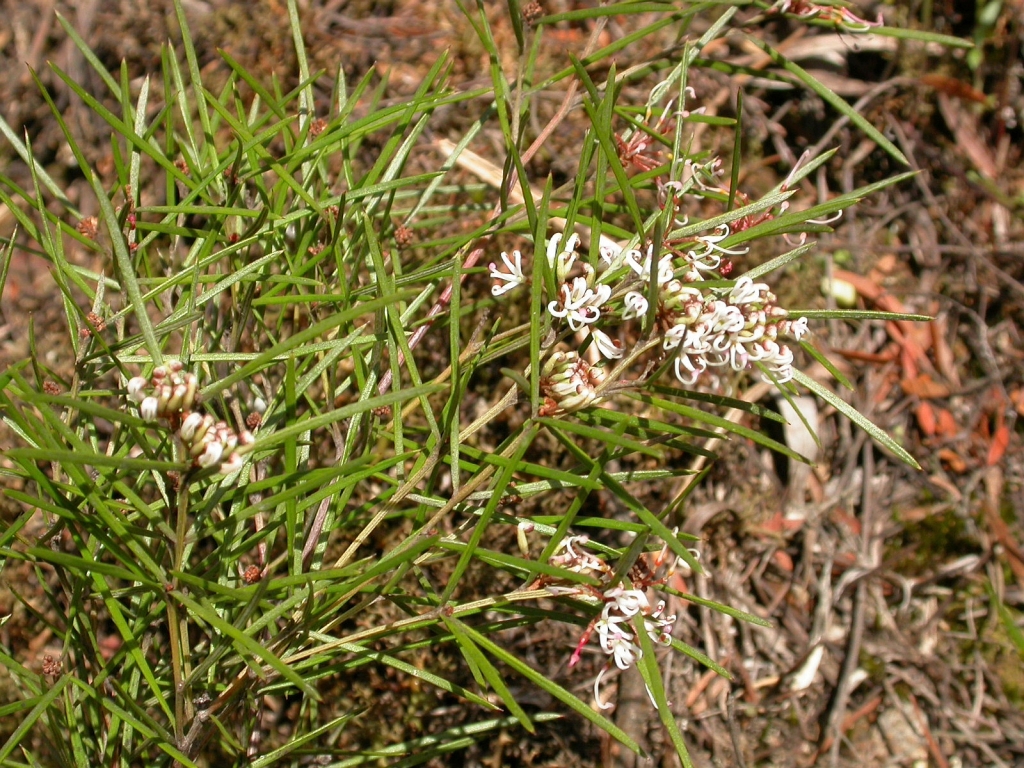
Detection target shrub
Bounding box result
[0,1,942,764]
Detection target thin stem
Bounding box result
[169,471,194,751]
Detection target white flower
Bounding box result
[674,352,708,386]
[593,667,615,710]
[547,277,610,331]
[689,321,717,352]
[489,249,526,296]
[596,616,642,670]
[661,323,686,351]
[549,535,608,575]
[644,601,676,645]
[622,291,649,320]
[705,300,745,336]
[684,156,724,192]
[696,224,748,255]
[728,341,750,371]
[750,339,796,383]
[625,247,673,285]
[686,224,749,271]
[546,232,580,282]
[782,316,809,341]
[599,239,622,264]
[591,328,624,360]
[603,587,649,617]
[728,276,769,306]
[685,246,722,271]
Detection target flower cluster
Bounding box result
[770,0,882,30]
[548,534,611,577]
[656,274,808,385]
[590,586,675,709]
[545,233,611,331]
[127,361,199,421]
[489,221,808,397]
[127,360,254,474]
[543,535,682,709]
[539,350,606,415]
[177,412,253,473]
[485,85,817,403]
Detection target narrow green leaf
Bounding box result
[250,712,360,768]
[791,368,920,469]
[634,621,693,768]
[457,622,644,756]
[746,35,908,166]
[799,340,855,392]
[443,616,533,732]
[797,309,932,322]
[870,25,972,48]
[172,590,317,698]
[0,676,70,762]
[535,417,663,459]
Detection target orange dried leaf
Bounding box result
[902,373,950,399]
[986,425,1010,466]
[938,448,968,474]
[935,408,958,437]
[915,401,937,436]
[1010,388,1024,417]
[772,550,794,573]
[830,508,861,535]
[921,74,989,104]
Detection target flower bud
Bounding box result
[180,373,198,412]
[220,453,244,474]
[156,383,174,414]
[516,521,532,556]
[179,412,204,442]
[197,441,224,468]
[166,382,188,413]
[190,415,214,450]
[127,377,149,403]
[140,396,159,421]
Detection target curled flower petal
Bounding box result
[604,587,649,617]
[622,291,649,320]
[626,247,674,285]
[591,329,624,360]
[729,276,769,306]
[489,249,526,296]
[547,277,609,330]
